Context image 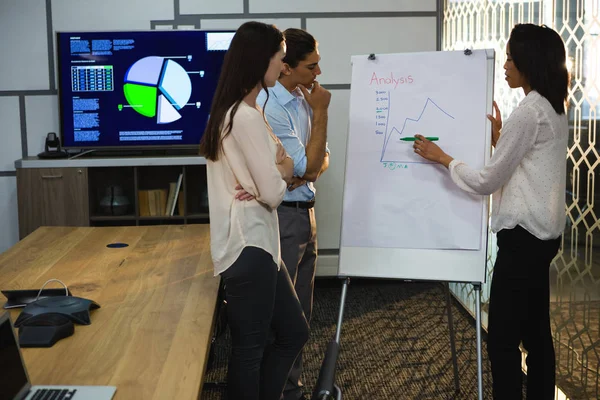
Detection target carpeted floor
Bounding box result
[201,278,503,399]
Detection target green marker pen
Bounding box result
[399,137,439,142]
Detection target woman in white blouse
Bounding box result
[199,22,308,400]
[414,24,569,399]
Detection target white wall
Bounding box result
[0,0,440,270]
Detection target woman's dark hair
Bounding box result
[200,22,284,161]
[282,28,317,68]
[508,23,569,114]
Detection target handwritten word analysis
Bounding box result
[370,72,413,89]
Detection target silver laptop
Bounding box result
[0,312,116,400]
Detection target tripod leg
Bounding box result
[444,282,460,395]
[474,282,484,400]
[335,277,350,344]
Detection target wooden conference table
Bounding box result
[0,225,220,399]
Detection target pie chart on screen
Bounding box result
[123,56,192,124]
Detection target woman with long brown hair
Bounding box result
[200,22,308,400]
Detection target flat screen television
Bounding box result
[56,30,234,151]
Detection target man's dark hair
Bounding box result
[508,24,569,114]
[282,28,317,68]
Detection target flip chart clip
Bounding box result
[464,48,473,56]
[368,53,376,60]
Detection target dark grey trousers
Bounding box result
[278,205,318,400]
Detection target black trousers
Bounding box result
[487,225,560,400]
[221,246,309,400]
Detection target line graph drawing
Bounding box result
[379,92,455,163]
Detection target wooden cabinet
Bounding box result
[17,168,89,239]
[16,160,209,239]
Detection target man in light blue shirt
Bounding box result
[257,28,330,400]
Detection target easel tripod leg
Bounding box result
[474,282,484,400]
[444,282,460,395]
[312,277,350,400]
[335,277,350,344]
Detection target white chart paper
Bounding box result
[341,50,489,250]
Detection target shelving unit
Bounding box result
[15,156,209,239]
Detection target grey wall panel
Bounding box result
[181,0,244,14]
[201,19,302,31]
[250,0,436,13]
[0,177,19,252]
[52,0,174,31]
[26,96,59,157]
[315,89,350,249]
[307,17,437,85]
[154,25,198,30]
[0,2,49,91]
[0,97,23,172]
